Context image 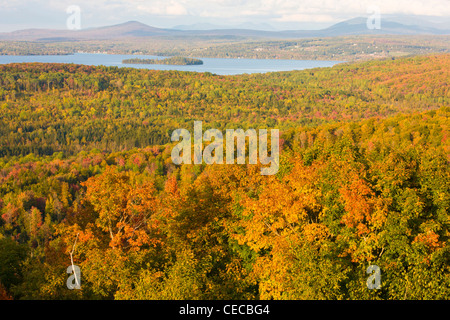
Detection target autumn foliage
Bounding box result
[0,54,449,300]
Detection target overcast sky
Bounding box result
[1,0,449,31]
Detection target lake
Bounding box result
[0,53,342,75]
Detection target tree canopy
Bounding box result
[0,54,449,300]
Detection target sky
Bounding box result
[0,0,449,32]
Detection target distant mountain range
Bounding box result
[172,22,278,31]
[173,15,450,32]
[0,17,448,42]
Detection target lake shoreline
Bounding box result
[0,53,344,75]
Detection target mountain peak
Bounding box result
[92,20,166,37]
[0,17,448,42]
[120,20,149,27]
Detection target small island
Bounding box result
[122,56,203,66]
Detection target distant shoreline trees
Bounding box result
[122,56,203,65]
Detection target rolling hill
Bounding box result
[0,18,448,42]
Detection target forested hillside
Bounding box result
[1,34,449,61]
[0,54,448,158]
[0,54,448,300]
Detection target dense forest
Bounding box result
[1,35,449,61]
[0,54,448,300]
[122,57,203,65]
[0,54,448,159]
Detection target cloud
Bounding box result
[166,2,188,15]
[0,0,449,30]
[192,0,450,22]
[132,0,188,15]
[273,14,335,23]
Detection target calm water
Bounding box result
[0,53,342,75]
